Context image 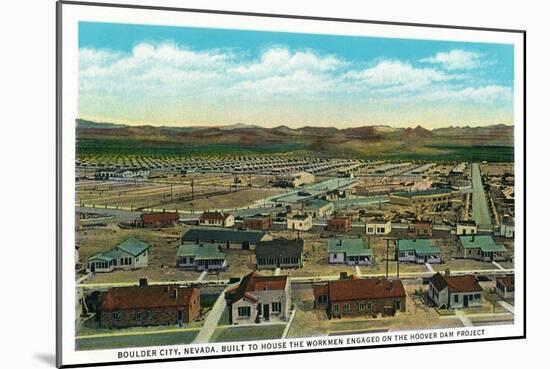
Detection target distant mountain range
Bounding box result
[75,119,514,161]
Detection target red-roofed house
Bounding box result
[199,211,235,228]
[428,271,483,309]
[313,276,406,317]
[98,279,200,328]
[139,211,179,227]
[496,275,514,299]
[225,272,291,324]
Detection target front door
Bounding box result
[463,295,469,308]
[263,304,270,320]
[90,262,96,272]
[243,241,250,250]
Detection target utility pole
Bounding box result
[385,239,389,279]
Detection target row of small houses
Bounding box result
[86,231,508,273]
[93,271,514,328]
[124,210,514,241]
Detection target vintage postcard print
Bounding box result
[57,1,526,367]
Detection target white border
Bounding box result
[59,2,525,366]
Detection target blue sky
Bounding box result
[78,21,515,128]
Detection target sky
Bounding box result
[78,21,515,129]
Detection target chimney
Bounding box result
[444,268,451,277]
[339,272,348,280]
[139,278,148,287]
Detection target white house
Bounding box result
[397,239,442,264]
[456,220,477,235]
[199,211,235,228]
[428,272,483,309]
[327,238,373,265]
[459,235,506,262]
[287,214,313,231]
[500,222,515,238]
[496,275,514,299]
[86,238,150,273]
[365,218,392,235]
[177,242,227,271]
[225,272,291,324]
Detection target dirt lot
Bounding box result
[76,176,284,211]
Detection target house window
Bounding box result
[317,295,328,304]
[395,300,401,310]
[367,302,372,311]
[474,294,481,299]
[238,306,251,317]
[468,294,473,301]
[134,311,143,320]
[112,312,121,321]
[272,302,282,313]
[343,303,351,312]
[358,303,365,311]
[333,304,339,313]
[454,295,459,303]
[146,311,152,319]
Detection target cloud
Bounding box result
[420,49,483,70]
[79,42,511,107]
[343,60,452,93]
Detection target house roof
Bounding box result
[226,272,288,303]
[100,285,199,311]
[397,239,441,255]
[327,238,373,257]
[392,188,452,198]
[255,239,304,259]
[497,275,514,289]
[289,214,311,220]
[182,228,267,243]
[328,277,405,301]
[88,253,114,262]
[304,199,333,210]
[459,235,506,252]
[429,273,482,293]
[116,238,150,256]
[200,211,232,221]
[141,212,179,223]
[177,243,226,260]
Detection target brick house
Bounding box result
[225,272,291,324]
[428,272,482,309]
[86,237,150,273]
[327,216,352,233]
[199,211,235,228]
[255,238,304,270]
[98,279,200,328]
[410,220,433,237]
[313,276,406,318]
[496,275,514,299]
[138,211,179,227]
[244,214,272,231]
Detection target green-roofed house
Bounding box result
[328,238,374,265]
[459,235,506,261]
[86,237,150,273]
[177,242,227,271]
[397,239,442,264]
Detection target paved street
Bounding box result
[471,163,493,229]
